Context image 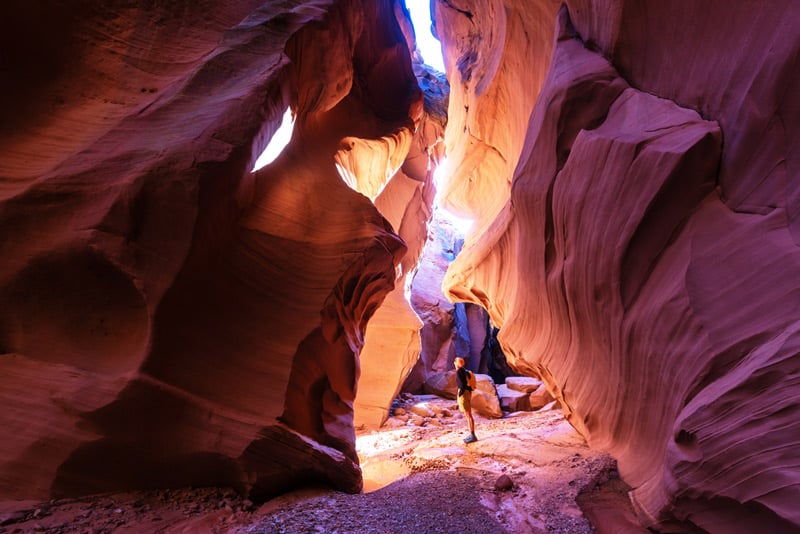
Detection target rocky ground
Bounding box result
[0,395,643,533]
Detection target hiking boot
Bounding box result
[464,433,478,444]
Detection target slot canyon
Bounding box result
[1,0,798,532]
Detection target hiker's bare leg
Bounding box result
[467,410,475,434]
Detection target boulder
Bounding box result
[541,400,562,412]
[529,385,555,410]
[423,371,503,418]
[495,474,514,491]
[496,384,531,412]
[504,377,543,394]
[408,415,426,427]
[471,382,504,419]
[383,418,406,429]
[409,403,436,418]
[423,371,458,399]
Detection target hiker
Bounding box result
[454,357,477,443]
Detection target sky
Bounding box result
[405,2,474,234]
[252,108,294,171]
[405,0,445,72]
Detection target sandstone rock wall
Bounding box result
[402,210,502,395]
[353,61,448,429]
[0,0,423,501]
[437,0,800,530]
[4,0,797,527]
[406,212,463,392]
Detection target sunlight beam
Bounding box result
[252,107,294,171]
[433,157,474,234]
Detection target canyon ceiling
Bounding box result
[1,1,798,532]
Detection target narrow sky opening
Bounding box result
[405,0,445,72]
[406,2,473,236]
[252,107,295,171]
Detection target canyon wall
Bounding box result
[437,0,800,531]
[353,62,448,429]
[403,212,505,395]
[3,0,798,528]
[0,0,426,501]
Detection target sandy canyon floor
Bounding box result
[0,395,643,533]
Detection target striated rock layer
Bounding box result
[0,0,424,501]
[438,0,800,531]
[353,61,448,429]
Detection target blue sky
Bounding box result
[405,0,445,71]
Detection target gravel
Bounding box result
[0,396,634,534]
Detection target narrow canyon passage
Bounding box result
[1,0,799,533]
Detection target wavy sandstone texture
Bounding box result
[3,0,799,529]
[0,0,427,501]
[438,1,800,531]
[353,62,448,429]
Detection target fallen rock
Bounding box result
[496,384,531,412]
[472,381,504,419]
[424,371,503,418]
[495,474,514,491]
[422,371,458,399]
[504,377,543,394]
[541,400,562,412]
[529,384,555,410]
[383,418,406,428]
[409,403,436,418]
[408,415,426,426]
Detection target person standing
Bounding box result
[454,357,477,443]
